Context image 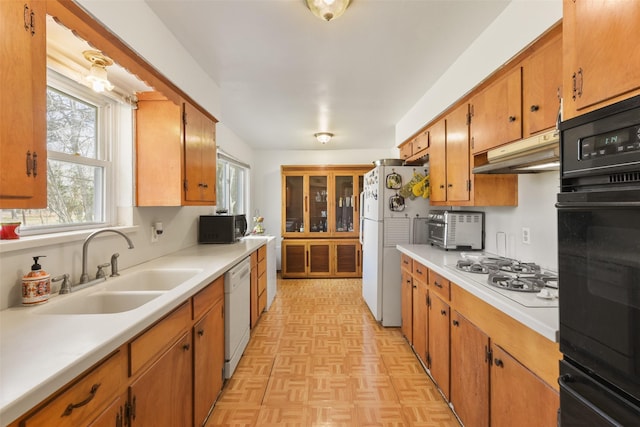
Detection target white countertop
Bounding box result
[0,238,269,426]
[396,244,559,343]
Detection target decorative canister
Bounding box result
[22,256,51,305]
[0,221,21,240]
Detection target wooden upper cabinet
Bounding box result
[522,32,562,136]
[136,92,216,206]
[563,0,640,120]
[427,119,446,202]
[471,67,523,154]
[183,102,216,204]
[0,0,47,208]
[445,104,470,202]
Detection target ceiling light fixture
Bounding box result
[306,0,351,22]
[83,50,114,93]
[314,132,334,144]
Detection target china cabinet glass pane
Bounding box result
[309,175,328,233]
[285,176,303,232]
[334,175,355,233]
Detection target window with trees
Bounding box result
[216,153,248,215]
[1,73,115,234]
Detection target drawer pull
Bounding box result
[62,383,101,416]
[182,343,191,351]
[198,329,205,336]
[434,281,443,288]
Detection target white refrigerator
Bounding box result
[359,165,430,326]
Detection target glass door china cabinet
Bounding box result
[281,165,370,278]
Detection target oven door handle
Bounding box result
[558,374,623,426]
[556,201,640,209]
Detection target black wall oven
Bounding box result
[557,95,640,426]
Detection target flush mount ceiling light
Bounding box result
[83,50,114,93]
[314,132,334,144]
[306,0,351,22]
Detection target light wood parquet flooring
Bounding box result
[206,277,460,427]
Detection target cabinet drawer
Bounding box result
[193,276,224,321]
[429,271,451,300]
[258,289,267,314]
[23,350,126,427]
[258,259,267,278]
[130,302,191,376]
[412,261,428,284]
[401,254,413,272]
[257,245,266,262]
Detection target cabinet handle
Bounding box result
[26,151,32,177]
[305,195,308,213]
[439,184,444,189]
[116,405,123,427]
[62,383,101,416]
[576,68,583,99]
[29,9,35,35]
[182,343,191,351]
[452,319,459,326]
[416,269,422,274]
[32,151,38,177]
[441,309,447,316]
[530,105,540,112]
[131,395,137,420]
[23,4,30,31]
[508,116,517,123]
[198,329,205,336]
[433,281,443,289]
[494,358,504,368]
[198,182,208,188]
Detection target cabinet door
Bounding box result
[333,174,357,237]
[401,270,413,343]
[563,0,640,119]
[522,34,562,136]
[282,240,307,277]
[194,303,224,426]
[427,293,450,399]
[491,344,558,427]
[130,332,192,427]
[250,252,259,328]
[283,174,305,236]
[308,241,331,276]
[135,96,183,206]
[450,311,490,427]
[412,278,428,365]
[184,102,216,204]
[471,67,522,154]
[334,240,361,277]
[308,174,328,235]
[445,104,470,202]
[0,0,47,207]
[428,119,447,202]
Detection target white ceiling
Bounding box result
[50,1,513,151]
[144,0,511,151]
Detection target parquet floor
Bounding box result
[206,277,460,427]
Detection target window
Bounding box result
[1,72,116,234]
[216,153,249,215]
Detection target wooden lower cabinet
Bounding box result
[427,293,450,400]
[490,344,558,427]
[129,331,192,427]
[281,239,361,278]
[450,311,490,427]
[13,278,226,427]
[400,255,560,426]
[251,245,268,328]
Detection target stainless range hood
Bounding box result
[473,129,560,174]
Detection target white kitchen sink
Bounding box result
[35,291,164,315]
[102,268,202,292]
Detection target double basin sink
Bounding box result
[33,268,202,315]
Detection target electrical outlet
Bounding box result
[522,227,531,245]
[151,226,158,243]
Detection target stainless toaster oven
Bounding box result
[426,210,484,250]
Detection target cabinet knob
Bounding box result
[508,116,517,122]
[530,105,540,112]
[441,310,447,316]
[198,329,205,336]
[182,343,191,351]
[494,358,504,368]
[439,184,445,189]
[452,319,459,326]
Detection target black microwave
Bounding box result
[198,214,247,244]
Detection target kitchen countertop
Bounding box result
[396,244,559,343]
[0,238,268,426]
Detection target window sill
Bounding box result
[0,226,140,255]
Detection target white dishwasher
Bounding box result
[224,256,251,379]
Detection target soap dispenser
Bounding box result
[22,255,51,305]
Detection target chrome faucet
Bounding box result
[80,229,135,284]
